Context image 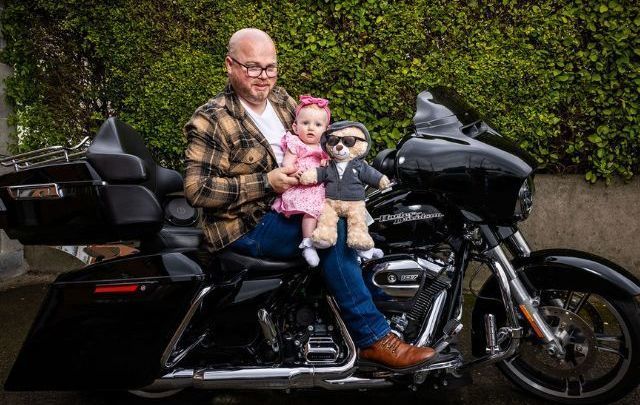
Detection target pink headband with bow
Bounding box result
[295,95,331,122]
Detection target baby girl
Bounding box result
[272,95,330,267]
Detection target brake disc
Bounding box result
[518,306,597,379]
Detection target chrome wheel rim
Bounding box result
[502,291,632,399]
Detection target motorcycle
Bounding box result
[1,89,639,404]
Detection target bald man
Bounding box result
[184,28,436,371]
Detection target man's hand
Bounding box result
[267,166,300,194]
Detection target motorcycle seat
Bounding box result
[216,249,307,274]
[150,225,203,250]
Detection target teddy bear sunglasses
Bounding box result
[325,134,367,147]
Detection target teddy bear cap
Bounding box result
[320,120,372,160]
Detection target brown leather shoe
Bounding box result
[359,333,436,371]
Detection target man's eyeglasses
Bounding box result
[229,56,278,78]
[325,135,367,147]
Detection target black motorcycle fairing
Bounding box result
[389,90,538,225]
[395,134,534,224]
[470,249,640,356]
[4,251,205,391]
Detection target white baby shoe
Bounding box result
[299,238,320,267]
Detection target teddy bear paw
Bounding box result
[356,248,384,261]
[312,238,333,249]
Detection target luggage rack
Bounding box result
[0,137,91,172]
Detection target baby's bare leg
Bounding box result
[300,214,320,267]
[302,215,317,238]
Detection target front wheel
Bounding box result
[498,290,640,404]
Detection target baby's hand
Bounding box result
[320,158,329,167]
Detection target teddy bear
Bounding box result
[300,121,390,257]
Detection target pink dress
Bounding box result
[272,132,328,219]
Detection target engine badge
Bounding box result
[387,273,397,283]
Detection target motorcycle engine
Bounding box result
[362,249,454,339]
[281,301,345,365]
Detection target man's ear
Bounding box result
[224,56,234,73]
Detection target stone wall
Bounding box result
[521,174,639,276]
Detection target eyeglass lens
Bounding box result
[247,66,277,78]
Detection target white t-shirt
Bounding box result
[240,99,286,166]
[336,161,348,179]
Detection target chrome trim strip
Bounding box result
[415,290,447,347]
[7,183,63,200]
[161,286,212,368]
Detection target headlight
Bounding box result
[514,176,534,220]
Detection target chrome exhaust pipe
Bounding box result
[146,297,388,392]
[140,368,195,392]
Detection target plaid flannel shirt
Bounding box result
[184,83,296,251]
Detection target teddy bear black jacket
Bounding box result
[315,160,384,201]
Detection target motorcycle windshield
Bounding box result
[413,87,482,135]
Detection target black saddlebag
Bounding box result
[4,251,205,390]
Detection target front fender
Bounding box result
[513,249,640,299]
[471,248,640,356]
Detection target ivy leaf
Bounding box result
[588,134,602,143]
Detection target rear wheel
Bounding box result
[498,290,640,404]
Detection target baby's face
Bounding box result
[293,106,328,146]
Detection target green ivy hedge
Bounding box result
[2,0,639,182]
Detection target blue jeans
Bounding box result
[230,211,390,348]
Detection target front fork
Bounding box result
[486,231,565,357]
